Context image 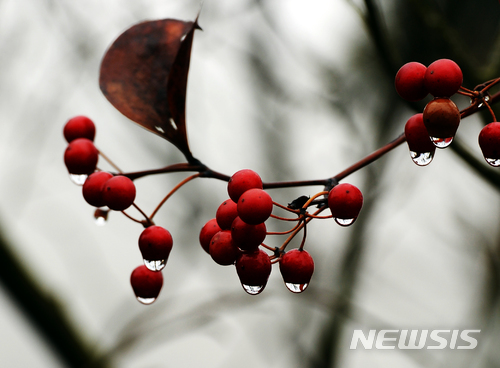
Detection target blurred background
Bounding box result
[1,0,500,367]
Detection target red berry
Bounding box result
[279,249,314,293]
[237,188,273,225]
[63,116,96,143]
[82,171,113,207]
[423,98,460,140]
[235,249,272,295]
[102,175,136,211]
[394,62,428,101]
[215,199,238,230]
[138,225,173,263]
[404,113,436,165]
[328,183,363,224]
[130,265,163,304]
[199,218,222,254]
[231,216,266,252]
[478,122,500,166]
[209,230,239,266]
[405,113,435,152]
[424,59,462,97]
[64,138,99,175]
[227,169,263,202]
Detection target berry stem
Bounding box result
[260,242,276,252]
[121,206,150,225]
[267,221,303,235]
[269,213,301,222]
[272,201,301,214]
[278,206,328,253]
[96,148,123,173]
[149,173,201,220]
[306,213,333,219]
[483,100,497,122]
[302,191,329,208]
[298,217,307,251]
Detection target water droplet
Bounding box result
[485,95,491,102]
[285,282,309,293]
[137,297,156,305]
[155,126,165,133]
[242,284,264,295]
[94,208,108,226]
[430,136,453,148]
[478,102,484,108]
[335,218,356,226]
[410,151,434,166]
[180,34,187,42]
[485,157,500,167]
[69,174,87,185]
[144,259,166,271]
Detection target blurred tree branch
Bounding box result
[0,219,110,368]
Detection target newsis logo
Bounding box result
[350,329,480,350]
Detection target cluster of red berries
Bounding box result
[396,59,500,166]
[64,116,137,211]
[199,170,276,295]
[63,116,173,304]
[63,56,499,303]
[63,117,367,299]
[199,169,364,295]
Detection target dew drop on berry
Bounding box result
[69,173,88,185]
[94,208,108,226]
[335,218,356,226]
[410,151,434,166]
[430,136,453,148]
[143,259,166,272]
[241,284,265,295]
[485,157,500,167]
[285,282,309,293]
[136,296,157,305]
[95,215,106,226]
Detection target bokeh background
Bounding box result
[1,0,500,367]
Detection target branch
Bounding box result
[0,220,110,368]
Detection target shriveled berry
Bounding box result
[394,62,428,101]
[328,183,363,221]
[227,169,263,202]
[82,171,113,207]
[64,138,99,175]
[102,175,136,211]
[479,122,500,165]
[423,98,460,139]
[130,265,163,303]
[63,116,96,143]
[138,226,173,262]
[231,216,266,252]
[235,249,272,294]
[237,188,273,225]
[209,230,239,266]
[199,218,222,254]
[424,59,462,97]
[279,249,314,293]
[215,199,238,230]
